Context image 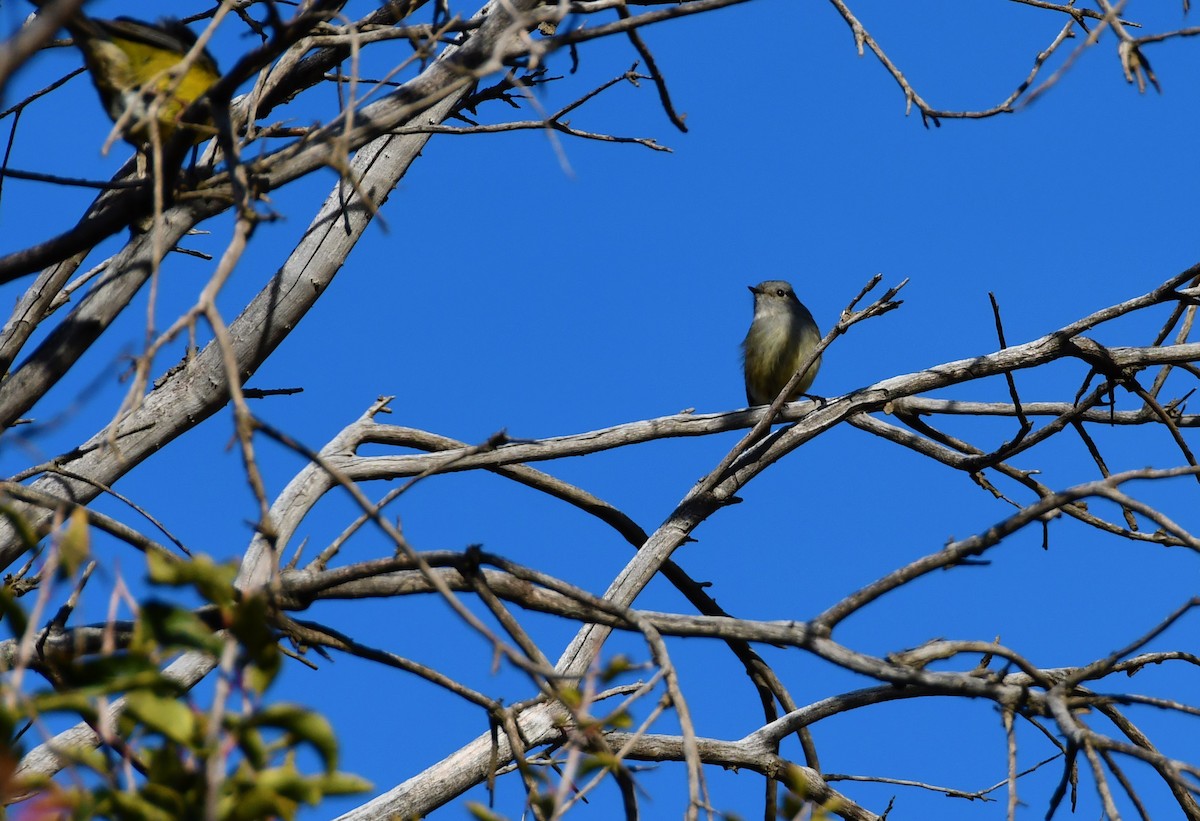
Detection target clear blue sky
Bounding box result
[1,1,1199,818]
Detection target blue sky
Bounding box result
[2,0,1199,818]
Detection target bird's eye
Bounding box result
[775,288,785,297]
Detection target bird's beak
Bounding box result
[747,285,760,295]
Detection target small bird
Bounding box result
[741,280,821,406]
[46,11,221,147]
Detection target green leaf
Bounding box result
[124,692,196,746]
[578,752,622,777]
[29,691,95,719]
[102,788,178,821]
[0,585,27,637]
[58,655,179,697]
[137,601,224,655]
[138,784,187,818]
[224,759,304,820]
[234,725,268,770]
[557,686,582,710]
[217,786,293,821]
[57,507,90,579]
[146,552,237,608]
[229,592,272,656]
[257,765,321,805]
[62,744,108,775]
[230,592,280,692]
[143,744,195,788]
[311,772,372,796]
[243,662,277,697]
[244,705,339,773]
[604,709,633,730]
[599,653,637,684]
[0,705,20,748]
[221,786,296,821]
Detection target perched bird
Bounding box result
[741,280,822,406]
[47,12,221,147]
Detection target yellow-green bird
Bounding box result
[51,12,221,146]
[741,280,822,406]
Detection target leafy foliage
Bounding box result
[0,521,369,819]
